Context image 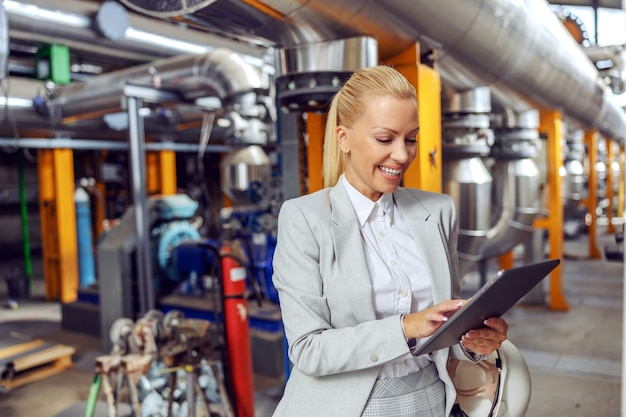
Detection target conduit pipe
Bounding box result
[44,48,274,145]
[3,0,269,66]
[122,0,626,143]
[584,44,626,95]
[0,77,215,141]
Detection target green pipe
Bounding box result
[84,374,102,417]
[18,149,32,289]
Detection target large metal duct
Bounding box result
[3,0,268,66]
[43,48,274,145]
[441,87,493,273]
[121,0,626,143]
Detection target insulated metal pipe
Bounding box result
[47,48,270,124]
[122,0,626,143]
[3,0,268,65]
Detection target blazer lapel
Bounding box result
[329,182,377,322]
[394,188,452,303]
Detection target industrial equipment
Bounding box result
[86,309,235,417]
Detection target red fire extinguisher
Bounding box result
[220,238,254,417]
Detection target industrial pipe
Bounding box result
[3,0,268,66]
[122,0,626,143]
[42,49,274,145]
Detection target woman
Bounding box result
[271,65,508,417]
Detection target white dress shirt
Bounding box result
[341,175,434,379]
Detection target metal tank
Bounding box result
[120,0,626,144]
[220,145,272,210]
[441,87,493,274]
[276,36,378,111]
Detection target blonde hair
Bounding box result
[322,65,417,188]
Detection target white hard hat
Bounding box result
[447,340,532,417]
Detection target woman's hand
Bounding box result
[460,317,508,356]
[402,299,465,340]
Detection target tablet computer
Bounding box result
[413,258,561,356]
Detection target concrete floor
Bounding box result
[0,225,622,417]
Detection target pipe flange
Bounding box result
[442,144,491,158]
[276,72,352,113]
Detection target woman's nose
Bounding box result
[390,141,409,162]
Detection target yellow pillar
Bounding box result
[383,44,442,193]
[159,150,177,195]
[147,150,177,195]
[37,149,79,303]
[537,110,568,311]
[607,140,616,234]
[306,112,326,194]
[584,130,602,259]
[146,152,159,195]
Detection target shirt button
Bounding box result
[400,290,408,298]
[390,260,397,267]
[370,354,379,362]
[379,231,385,237]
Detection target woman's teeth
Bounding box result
[379,166,402,176]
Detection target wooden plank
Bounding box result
[0,344,75,390]
[13,345,75,372]
[6,354,74,389]
[0,340,45,361]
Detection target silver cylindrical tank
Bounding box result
[444,157,493,269]
[276,36,378,112]
[441,87,493,274]
[220,145,272,210]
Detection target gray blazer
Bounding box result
[272,180,470,417]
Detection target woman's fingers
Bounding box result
[461,317,509,355]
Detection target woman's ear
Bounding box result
[336,125,350,154]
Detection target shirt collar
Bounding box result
[341,174,395,227]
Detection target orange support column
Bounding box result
[384,44,442,192]
[37,148,79,303]
[146,152,159,195]
[147,150,177,195]
[607,140,616,234]
[305,112,326,194]
[584,130,602,259]
[537,110,568,311]
[159,150,177,195]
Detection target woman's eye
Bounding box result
[405,138,418,144]
[376,138,393,143]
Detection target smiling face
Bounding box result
[337,95,419,201]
